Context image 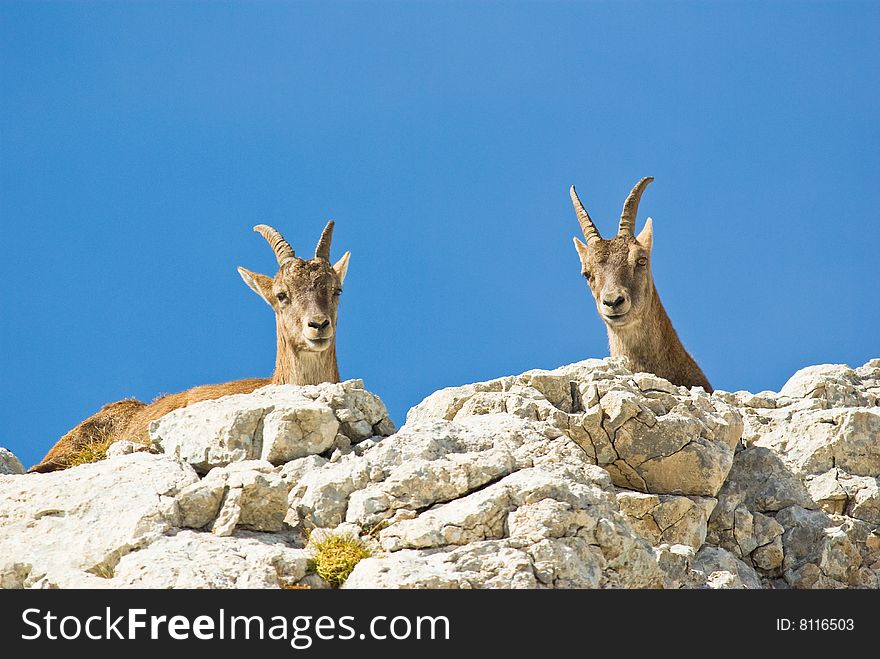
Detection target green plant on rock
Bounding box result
[309,532,372,588]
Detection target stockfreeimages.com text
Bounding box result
[21,607,450,649]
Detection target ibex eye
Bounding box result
[334,289,342,297]
[584,272,592,281]
[637,257,648,266]
[276,292,288,303]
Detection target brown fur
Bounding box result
[572,181,712,392]
[29,399,147,473]
[30,223,350,473]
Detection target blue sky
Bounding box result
[2,1,878,469]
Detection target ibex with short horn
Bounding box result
[30,221,350,473]
[570,178,712,392]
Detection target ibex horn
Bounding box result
[315,220,334,261]
[253,224,296,266]
[618,177,654,237]
[570,185,602,245]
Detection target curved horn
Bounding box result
[569,185,602,245]
[315,220,334,261]
[253,224,296,266]
[618,176,654,237]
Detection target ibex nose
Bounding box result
[602,294,626,309]
[308,316,331,331]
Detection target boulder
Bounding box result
[0,447,24,476]
[616,491,716,550]
[687,546,763,589]
[151,380,394,473]
[779,363,878,407]
[0,453,198,588]
[754,407,880,479]
[776,506,862,588]
[804,470,880,524]
[176,460,289,534]
[290,410,663,588]
[409,359,742,497]
[110,530,311,588]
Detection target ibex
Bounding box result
[30,221,351,473]
[570,177,712,392]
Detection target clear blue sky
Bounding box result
[2,2,878,469]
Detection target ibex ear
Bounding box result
[573,237,590,266]
[237,267,275,307]
[636,217,653,252]
[333,251,351,284]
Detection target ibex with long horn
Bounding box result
[570,178,712,392]
[30,221,350,473]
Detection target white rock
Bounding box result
[297,404,664,588]
[845,476,880,525]
[174,461,290,535]
[0,453,198,587]
[176,477,227,529]
[110,530,311,588]
[10,356,880,590]
[345,526,662,590]
[211,487,243,537]
[779,364,877,407]
[409,359,742,497]
[151,380,394,473]
[755,407,880,478]
[106,440,151,458]
[290,414,569,530]
[0,447,25,475]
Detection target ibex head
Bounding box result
[570,177,655,329]
[238,221,350,353]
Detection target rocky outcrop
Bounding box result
[111,531,312,589]
[408,359,742,497]
[152,380,394,474]
[1,358,878,589]
[0,448,24,475]
[710,360,880,588]
[0,453,198,588]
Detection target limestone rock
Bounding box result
[779,363,877,407]
[776,506,862,588]
[151,380,394,473]
[755,407,880,479]
[106,440,152,458]
[176,476,227,529]
[654,543,696,589]
[0,448,24,475]
[0,453,198,588]
[176,461,289,534]
[288,414,582,530]
[617,491,716,550]
[110,530,311,588]
[295,409,663,588]
[409,359,742,497]
[709,447,814,531]
[7,356,879,590]
[688,546,763,589]
[804,470,880,524]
